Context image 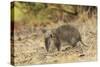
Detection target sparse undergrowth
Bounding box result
[12,16,97,65]
[11,2,97,65]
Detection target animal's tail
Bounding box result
[80,40,88,47]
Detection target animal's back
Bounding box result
[55,25,81,44]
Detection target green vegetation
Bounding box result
[11,1,97,26]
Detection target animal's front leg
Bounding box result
[54,37,61,51]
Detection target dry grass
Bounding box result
[11,5,97,65]
[11,13,97,65]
